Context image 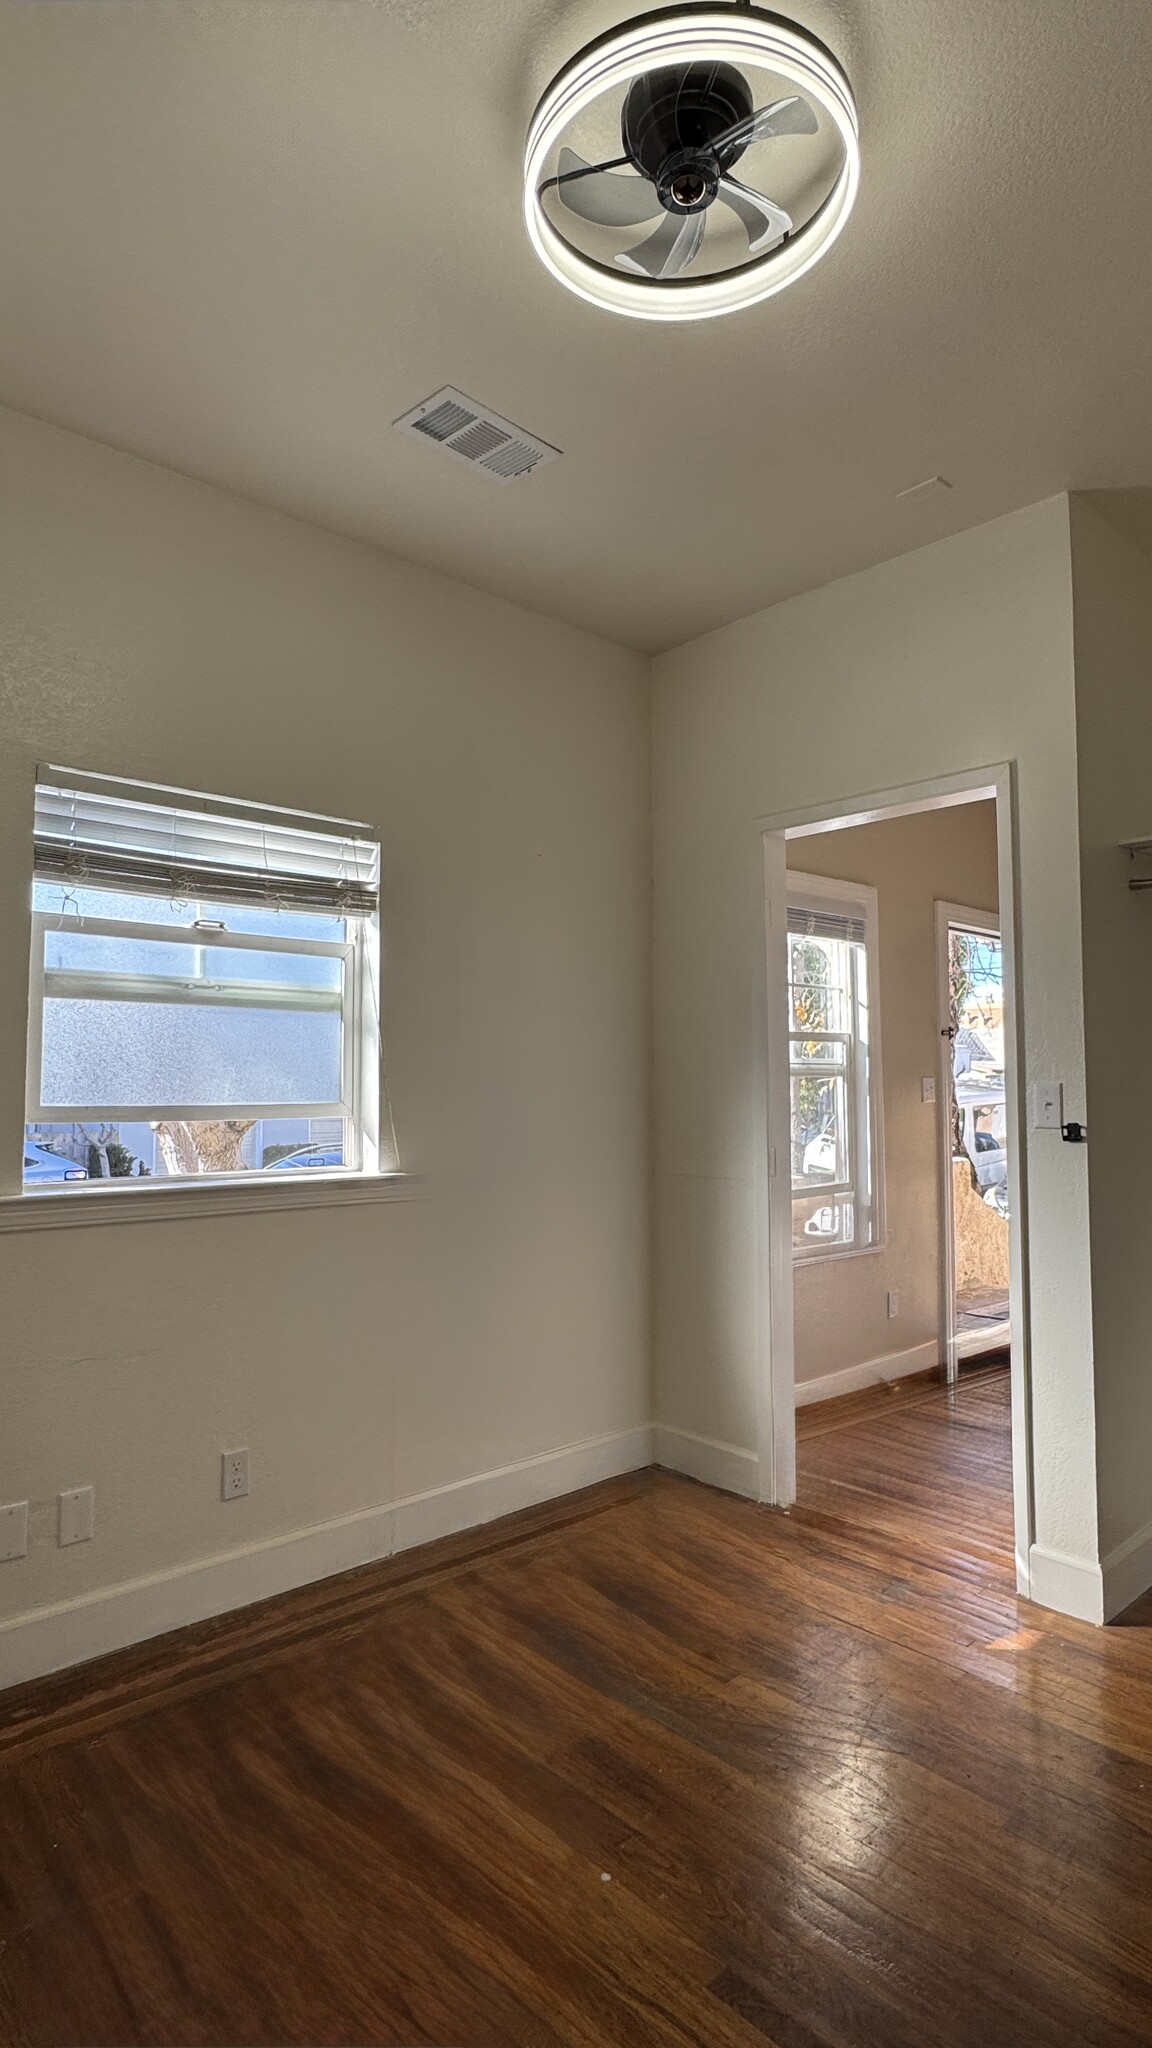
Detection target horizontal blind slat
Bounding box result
[34,778,379,915]
[788,906,866,945]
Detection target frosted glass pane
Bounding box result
[40,1000,342,1109]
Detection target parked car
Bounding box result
[267,1145,344,1171]
[23,1141,88,1183]
[801,1127,839,1180]
[959,1103,1007,1192]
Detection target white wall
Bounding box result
[787,803,999,1389]
[0,407,652,1680]
[652,498,1101,1585]
[1069,495,1152,1606]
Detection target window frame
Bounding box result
[787,871,885,1263]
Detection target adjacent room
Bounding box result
[783,799,1015,1580]
[3,3,1152,2044]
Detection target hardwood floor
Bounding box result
[3,1368,1152,2048]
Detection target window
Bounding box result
[24,767,383,1187]
[788,874,882,1257]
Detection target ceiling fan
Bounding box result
[542,61,818,281]
[523,5,859,321]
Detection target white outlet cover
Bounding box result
[0,1501,29,1562]
[221,1448,249,1500]
[58,1485,95,1546]
[921,1076,937,1104]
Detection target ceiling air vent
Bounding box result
[393,387,560,485]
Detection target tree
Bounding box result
[791,938,835,1153]
[151,1121,255,1175]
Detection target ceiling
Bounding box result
[3,0,1152,653]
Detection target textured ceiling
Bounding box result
[3,0,1152,652]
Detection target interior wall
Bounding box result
[1068,494,1152,1589]
[786,803,999,1390]
[0,406,652,1676]
[652,497,1101,1581]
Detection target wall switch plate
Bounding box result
[58,1486,95,1546]
[0,1501,29,1562]
[921,1076,937,1104]
[1033,1082,1063,1131]
[887,1290,900,1319]
[221,1448,249,1501]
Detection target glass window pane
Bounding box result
[43,928,342,992]
[34,881,346,944]
[39,1000,342,1110]
[791,1072,848,1189]
[788,933,850,1034]
[793,1194,856,1252]
[24,1117,350,1181]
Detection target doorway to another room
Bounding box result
[760,774,1024,1593]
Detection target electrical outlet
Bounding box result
[887,1290,900,1319]
[58,1486,95,1546]
[0,1501,29,1562]
[221,1448,249,1501]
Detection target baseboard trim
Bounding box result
[653,1425,759,1499]
[1102,1517,1152,1622]
[794,1340,941,1409]
[1027,1542,1104,1625]
[0,1424,655,1693]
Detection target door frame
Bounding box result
[752,761,1034,1598]
[936,900,1010,1380]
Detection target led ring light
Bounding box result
[524,5,859,321]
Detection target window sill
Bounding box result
[793,1238,887,1266]
[0,1171,421,1233]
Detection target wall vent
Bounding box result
[393,387,560,485]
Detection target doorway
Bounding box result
[756,766,1031,1595]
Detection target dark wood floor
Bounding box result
[3,1365,1152,2048]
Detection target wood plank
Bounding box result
[4,1364,1152,2045]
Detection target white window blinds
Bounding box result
[34,767,379,917]
[788,903,866,946]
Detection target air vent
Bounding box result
[393,387,560,485]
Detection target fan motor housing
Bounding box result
[622,61,752,213]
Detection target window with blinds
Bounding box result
[787,875,882,1258]
[24,768,383,1188]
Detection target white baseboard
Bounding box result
[1027,1542,1104,1625]
[390,1426,654,1554]
[653,1425,759,1499]
[794,1340,941,1409]
[1102,1517,1152,1621]
[0,1424,655,1694]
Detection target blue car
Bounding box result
[24,1141,88,1183]
[267,1145,345,1171]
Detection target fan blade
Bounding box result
[717,177,792,254]
[550,147,662,228]
[712,94,819,155]
[747,94,819,142]
[615,209,706,280]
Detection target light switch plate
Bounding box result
[1033,1082,1063,1130]
[0,1501,29,1562]
[58,1486,95,1546]
[921,1076,936,1104]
